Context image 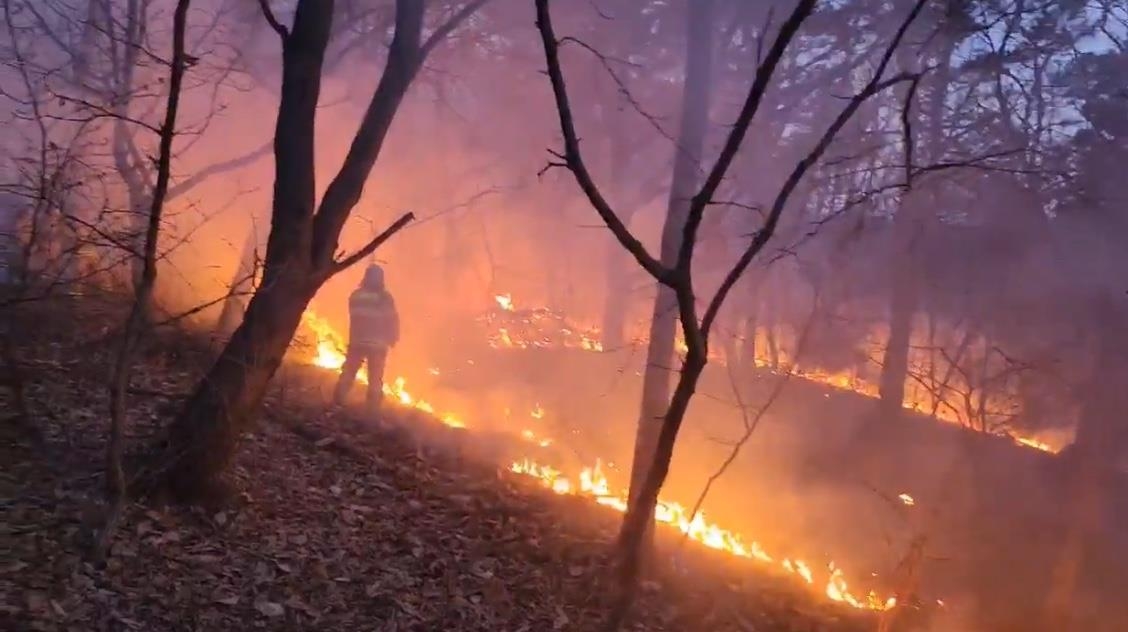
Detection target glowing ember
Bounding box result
[495,293,514,311]
[479,293,604,352]
[1014,436,1053,452]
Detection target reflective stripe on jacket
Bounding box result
[349,289,399,348]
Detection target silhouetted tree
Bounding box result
[160,0,487,503]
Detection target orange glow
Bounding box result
[511,458,896,611]
[297,307,898,612]
[301,311,465,429]
[495,293,514,311]
[480,293,604,352]
[480,294,1062,453]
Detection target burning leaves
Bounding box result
[478,293,1060,453]
[510,459,897,612]
[298,307,900,614]
[482,294,603,352]
[302,311,466,429]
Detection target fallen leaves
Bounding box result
[254,599,285,618]
[1,309,877,632]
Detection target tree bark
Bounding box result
[159,0,440,503]
[876,208,918,420]
[164,271,316,501]
[625,0,714,527]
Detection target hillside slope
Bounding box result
[1,313,886,632]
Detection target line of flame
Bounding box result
[297,308,900,613]
[508,458,898,611]
[490,295,1057,453]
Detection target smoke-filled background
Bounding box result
[4,0,1128,630]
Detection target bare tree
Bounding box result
[535,0,927,626]
[157,0,488,504]
[96,0,194,559]
[11,0,273,307]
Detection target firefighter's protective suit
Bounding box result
[332,265,399,411]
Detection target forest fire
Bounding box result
[296,308,899,613]
[482,294,1059,453]
[482,293,604,352]
[510,458,898,611]
[301,311,467,428]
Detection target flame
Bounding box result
[301,311,465,429]
[1014,436,1053,452]
[510,458,896,611]
[495,293,515,311]
[480,293,604,352]
[297,307,899,613]
[480,294,1060,453]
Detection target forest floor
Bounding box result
[0,302,884,632]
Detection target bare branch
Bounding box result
[701,0,930,337]
[678,0,818,274]
[534,0,672,285]
[421,0,492,57]
[680,294,821,549]
[329,211,415,276]
[257,0,289,41]
[901,73,923,186]
[167,140,272,200]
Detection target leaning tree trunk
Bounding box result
[164,269,316,500]
[159,0,436,504]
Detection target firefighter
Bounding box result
[333,264,399,412]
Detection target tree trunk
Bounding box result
[98,0,193,558]
[625,0,714,522]
[875,42,953,427]
[876,217,917,421]
[159,0,442,503]
[739,274,760,370]
[762,271,780,369]
[164,272,316,501]
[1046,296,1128,626]
[600,127,636,351]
